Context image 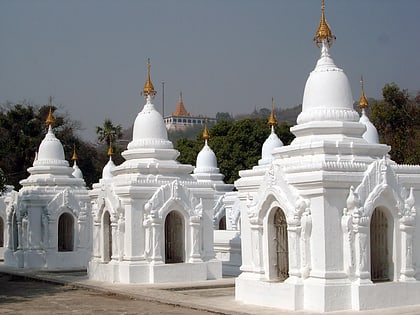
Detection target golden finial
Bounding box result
[268,97,278,127]
[202,120,210,142]
[358,76,369,109]
[143,58,156,97]
[45,96,55,126]
[71,144,78,161]
[314,0,336,48]
[107,136,114,156]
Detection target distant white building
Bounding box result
[235,2,420,312]
[4,100,92,270]
[88,60,222,284]
[164,92,216,131]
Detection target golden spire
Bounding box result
[107,136,114,156]
[358,76,369,109]
[268,97,278,127]
[45,96,55,127]
[71,144,78,161]
[202,119,210,142]
[143,58,156,97]
[314,0,336,48]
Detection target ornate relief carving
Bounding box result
[47,189,80,217]
[144,180,201,220]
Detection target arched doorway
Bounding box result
[273,208,289,281]
[370,207,392,282]
[165,211,184,264]
[58,213,74,252]
[103,211,112,262]
[218,216,226,230]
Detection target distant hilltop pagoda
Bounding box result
[164,92,216,130]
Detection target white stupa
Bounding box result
[358,78,380,144]
[235,1,420,312]
[4,99,92,270]
[89,60,222,284]
[259,98,284,166]
[71,146,84,179]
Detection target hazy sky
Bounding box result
[1,0,419,142]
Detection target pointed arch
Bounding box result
[257,189,295,226]
[58,212,74,252]
[164,210,185,263]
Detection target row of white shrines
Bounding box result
[2,10,420,312]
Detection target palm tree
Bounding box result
[96,119,123,147]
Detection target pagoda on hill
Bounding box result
[163,92,216,130]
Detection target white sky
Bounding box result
[0,0,419,142]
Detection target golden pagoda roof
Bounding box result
[143,58,156,97]
[268,97,278,127]
[314,0,336,48]
[172,92,190,117]
[358,76,369,109]
[45,96,55,127]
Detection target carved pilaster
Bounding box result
[189,216,202,262]
[150,218,163,264]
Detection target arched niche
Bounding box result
[164,210,184,264]
[267,207,289,281]
[370,206,394,282]
[58,212,74,252]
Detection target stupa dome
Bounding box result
[102,156,116,179]
[297,44,359,125]
[359,110,379,144]
[195,141,218,172]
[259,126,283,165]
[35,126,66,163]
[72,164,84,179]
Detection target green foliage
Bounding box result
[370,83,420,164]
[175,118,294,184]
[96,118,123,147]
[216,112,234,122]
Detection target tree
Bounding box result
[96,119,123,147]
[175,118,294,184]
[216,112,233,122]
[370,83,420,164]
